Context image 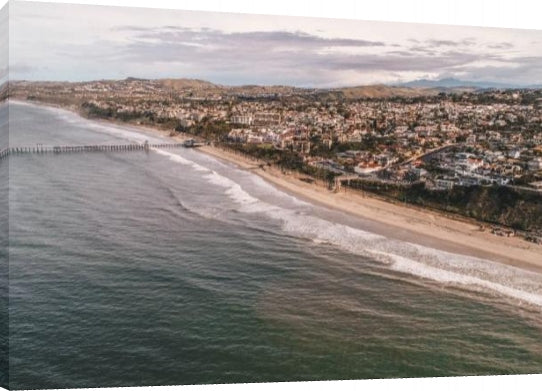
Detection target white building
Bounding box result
[527,157,542,171]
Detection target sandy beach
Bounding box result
[195,143,542,275]
[12,100,542,275]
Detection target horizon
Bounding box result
[7,76,541,90]
[6,2,542,87]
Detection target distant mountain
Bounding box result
[335,84,442,99]
[396,78,539,89]
[157,78,219,90]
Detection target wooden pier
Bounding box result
[0,140,205,161]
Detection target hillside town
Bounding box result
[8,79,542,239]
[11,79,542,189]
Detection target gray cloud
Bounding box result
[97,26,537,86]
[121,26,387,49]
[427,38,476,47]
[449,55,542,85]
[487,42,514,49]
[9,64,37,74]
[426,39,461,47]
[408,46,438,55]
[407,38,478,55]
[10,15,542,87]
[321,51,496,72]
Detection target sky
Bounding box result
[7,1,542,87]
[0,3,7,85]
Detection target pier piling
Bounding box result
[0,142,191,161]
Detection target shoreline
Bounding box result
[12,99,542,275]
[196,144,542,275]
[9,99,186,142]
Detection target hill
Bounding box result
[335,84,440,99]
[157,78,219,90]
[397,77,540,89]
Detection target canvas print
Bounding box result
[1,1,542,389]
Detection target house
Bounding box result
[435,179,455,190]
[230,115,254,126]
[527,157,542,171]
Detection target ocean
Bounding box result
[3,102,542,389]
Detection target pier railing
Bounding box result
[0,141,205,161]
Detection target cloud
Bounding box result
[0,67,7,84]
[9,3,542,87]
[97,26,537,86]
[8,64,37,74]
[426,38,476,47]
[447,55,542,85]
[121,26,387,50]
[487,42,514,50]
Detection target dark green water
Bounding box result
[0,102,9,388]
[3,102,542,389]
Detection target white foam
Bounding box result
[248,175,311,207]
[153,148,210,173]
[153,144,542,308]
[14,100,169,145]
[203,170,260,205]
[20,100,539,308]
[152,148,263,207]
[276,210,542,307]
[388,252,542,307]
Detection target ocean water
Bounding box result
[0,102,8,388]
[4,102,542,389]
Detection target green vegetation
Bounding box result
[10,81,542,236]
[346,180,542,231]
[176,118,231,141]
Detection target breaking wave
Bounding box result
[156,148,542,309]
[17,102,541,309]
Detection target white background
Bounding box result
[2,0,542,390]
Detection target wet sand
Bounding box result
[197,144,542,275]
[13,100,542,275]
